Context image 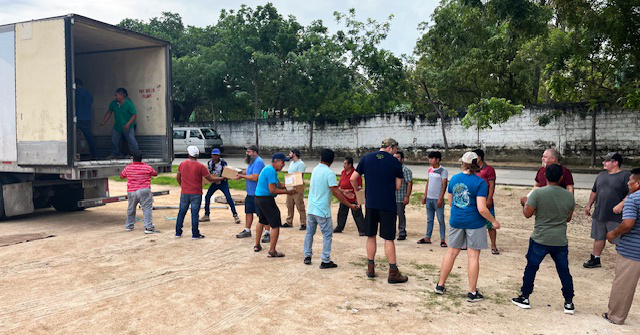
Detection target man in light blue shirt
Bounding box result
[304,149,359,268]
[285,149,307,229]
[236,145,267,240]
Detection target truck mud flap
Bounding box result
[77,190,169,208]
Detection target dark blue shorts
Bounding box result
[245,195,260,215]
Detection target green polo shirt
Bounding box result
[108,98,137,132]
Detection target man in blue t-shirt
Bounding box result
[303,149,359,268]
[350,138,408,284]
[236,145,267,240]
[254,153,295,257]
[603,168,640,325]
[75,79,97,159]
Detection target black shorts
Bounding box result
[245,195,260,215]
[365,208,396,240]
[255,196,282,228]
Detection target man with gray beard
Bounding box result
[236,145,270,243]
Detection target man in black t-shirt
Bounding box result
[350,138,408,284]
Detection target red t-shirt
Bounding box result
[338,169,362,203]
[535,165,574,188]
[178,160,210,194]
[120,162,157,193]
[475,164,496,184]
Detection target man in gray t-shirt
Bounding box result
[584,152,631,268]
[419,151,449,245]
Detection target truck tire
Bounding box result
[0,186,6,219]
[52,187,85,212]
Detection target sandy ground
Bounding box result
[0,180,638,335]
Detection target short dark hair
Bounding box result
[344,156,354,166]
[472,148,485,161]
[462,160,481,173]
[428,151,442,160]
[132,151,143,162]
[321,149,335,164]
[291,149,301,158]
[545,164,563,183]
[631,168,640,180]
[396,151,404,160]
[115,87,128,98]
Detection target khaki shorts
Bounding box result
[448,226,488,250]
[591,218,621,244]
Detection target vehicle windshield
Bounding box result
[200,128,219,139]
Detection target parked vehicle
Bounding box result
[0,14,172,219]
[173,127,223,156]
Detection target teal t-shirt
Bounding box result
[108,98,137,132]
[256,165,279,197]
[526,185,575,246]
[307,163,338,218]
[288,159,306,173]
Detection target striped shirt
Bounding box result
[120,162,157,193]
[396,165,413,203]
[618,191,640,261]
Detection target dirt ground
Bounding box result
[0,180,638,335]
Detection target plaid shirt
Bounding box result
[396,165,413,203]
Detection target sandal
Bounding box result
[440,241,447,248]
[491,248,500,255]
[268,251,285,258]
[254,245,262,252]
[417,238,432,244]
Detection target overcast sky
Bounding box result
[0,0,440,56]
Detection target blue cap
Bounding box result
[272,152,286,161]
[211,148,221,155]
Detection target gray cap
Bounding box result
[381,137,398,147]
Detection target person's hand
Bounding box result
[613,203,624,214]
[123,124,130,132]
[492,221,501,230]
[585,205,592,216]
[350,203,360,210]
[403,196,410,205]
[520,196,528,207]
[99,121,106,127]
[487,198,494,208]
[437,198,444,208]
[235,174,245,180]
[606,231,617,243]
[343,190,355,198]
[421,196,426,205]
[287,189,296,195]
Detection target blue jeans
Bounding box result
[304,214,333,263]
[204,181,237,216]
[111,127,139,157]
[520,239,574,302]
[176,194,202,237]
[426,198,446,239]
[77,120,97,159]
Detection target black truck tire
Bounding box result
[51,186,85,212]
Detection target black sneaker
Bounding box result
[397,235,407,240]
[583,254,601,268]
[320,261,338,269]
[564,302,575,315]
[299,224,307,231]
[236,230,251,238]
[261,233,270,243]
[467,291,484,302]
[512,295,531,309]
[303,256,311,265]
[192,235,205,240]
[434,284,446,295]
[282,223,293,228]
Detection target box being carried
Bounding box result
[356,189,366,206]
[222,166,242,179]
[285,172,305,194]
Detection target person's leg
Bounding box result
[123,126,139,154]
[139,189,154,230]
[607,253,640,324]
[489,229,498,250]
[244,195,255,230]
[78,120,97,159]
[352,207,365,234]
[520,239,548,298]
[426,199,435,238]
[110,129,122,157]
[384,240,397,264]
[175,194,189,236]
[203,185,216,217]
[269,227,280,253]
[255,223,265,247]
[336,203,348,232]
[220,183,238,216]
[396,203,406,238]
[190,195,202,237]
[295,192,307,226]
[549,245,574,303]
[285,194,295,225]
[319,216,333,263]
[365,208,379,260]
[438,248,461,286]
[125,191,137,230]
[435,202,446,241]
[268,203,282,252]
[304,214,318,257]
[467,248,481,292]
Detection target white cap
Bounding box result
[187,145,200,157]
[459,151,478,164]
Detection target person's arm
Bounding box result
[396,177,402,191]
[487,179,496,208]
[447,192,453,209]
[523,204,536,218]
[176,172,182,186]
[613,196,627,214]
[567,185,575,194]
[238,173,260,181]
[422,179,429,205]
[477,197,500,229]
[350,171,362,191]
[100,110,113,126]
[566,210,574,223]
[585,191,596,216]
[120,167,127,179]
[269,183,294,195]
[404,181,413,205]
[607,218,636,243]
[438,179,448,208]
[207,174,224,183]
[331,186,359,209]
[123,114,137,131]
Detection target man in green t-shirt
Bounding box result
[100,87,138,158]
[512,164,577,315]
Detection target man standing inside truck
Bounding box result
[75,79,97,160]
[100,87,139,159]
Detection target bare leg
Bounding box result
[384,240,397,264]
[366,236,377,260]
[246,214,254,229]
[489,229,498,250]
[467,248,481,292]
[255,223,264,247]
[438,248,461,286]
[269,227,280,253]
[593,240,606,256]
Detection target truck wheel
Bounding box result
[0,187,5,219]
[52,187,85,212]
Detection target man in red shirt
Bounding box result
[535,149,575,192]
[473,149,499,254]
[176,146,220,239]
[120,151,158,233]
[335,157,365,235]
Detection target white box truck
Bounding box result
[0,14,173,218]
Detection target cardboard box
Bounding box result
[285,172,305,194]
[356,189,366,206]
[222,166,242,179]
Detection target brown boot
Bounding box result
[388,268,408,284]
[366,263,376,278]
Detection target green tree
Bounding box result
[462,97,524,146]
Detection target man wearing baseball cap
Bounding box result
[254,152,296,256]
[584,152,631,268]
[200,148,241,225]
[175,146,220,239]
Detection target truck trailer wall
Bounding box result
[15,19,69,165]
[75,47,167,137]
[0,25,17,162]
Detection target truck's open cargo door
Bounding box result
[15,17,72,166]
